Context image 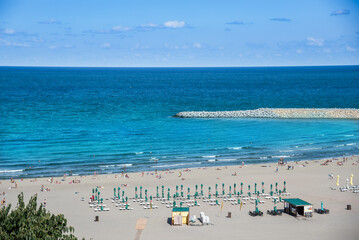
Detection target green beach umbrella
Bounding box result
[195,200,198,206]
[162,185,164,198]
[215,190,218,197]
[135,186,138,199]
[237,198,241,204]
[187,187,190,200]
[270,184,273,196]
[229,186,232,198]
[262,182,264,194]
[283,181,286,193]
[167,188,170,201]
[240,182,243,195]
[234,183,237,195]
[216,199,219,205]
[140,186,143,199]
[222,183,225,195]
[114,188,116,198]
[274,198,277,212]
[176,185,179,197]
[248,185,251,197]
[255,198,259,213]
[275,182,278,193]
[181,185,184,197]
[254,183,257,195]
[201,184,204,196]
[215,184,218,191]
[145,189,148,198]
[321,201,323,211]
[208,187,211,197]
[156,186,159,198]
[173,201,176,207]
[180,202,183,207]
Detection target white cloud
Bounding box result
[4,28,15,34]
[112,25,131,31]
[0,38,29,47]
[307,37,324,46]
[141,23,158,28]
[101,43,111,48]
[39,19,62,24]
[346,46,356,52]
[193,43,202,49]
[164,20,186,28]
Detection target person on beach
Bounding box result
[43,199,46,207]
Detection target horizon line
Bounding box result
[0,64,358,68]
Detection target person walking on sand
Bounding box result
[43,199,46,207]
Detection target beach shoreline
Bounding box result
[1,155,358,239]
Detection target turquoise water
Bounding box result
[0,66,358,179]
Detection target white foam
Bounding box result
[123,164,133,167]
[344,135,354,137]
[300,147,321,151]
[207,159,216,162]
[228,147,242,150]
[279,150,294,153]
[335,144,344,147]
[217,158,237,162]
[151,162,201,168]
[202,155,217,158]
[260,157,268,159]
[135,152,143,155]
[272,155,291,158]
[0,169,24,173]
[100,165,115,168]
[150,157,158,161]
[346,143,356,146]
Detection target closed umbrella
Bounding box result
[156,186,159,198]
[229,186,232,198]
[162,185,164,198]
[234,183,237,195]
[254,183,257,195]
[350,174,353,186]
[140,186,143,199]
[262,182,264,194]
[336,175,340,187]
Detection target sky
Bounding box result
[0,0,358,67]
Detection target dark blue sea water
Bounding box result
[1,66,359,179]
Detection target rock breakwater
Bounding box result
[174,108,359,119]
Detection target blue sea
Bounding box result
[1,66,359,179]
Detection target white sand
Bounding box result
[1,156,359,240]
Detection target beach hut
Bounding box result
[172,207,190,226]
[283,198,313,217]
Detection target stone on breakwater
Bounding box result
[174,108,359,119]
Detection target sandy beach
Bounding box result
[1,156,359,240]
